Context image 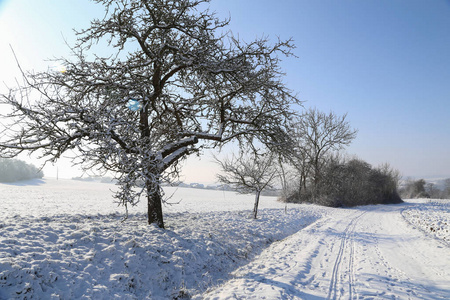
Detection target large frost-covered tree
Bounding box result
[0,0,298,228]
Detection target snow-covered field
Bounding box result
[0,178,449,299]
[0,179,325,299]
[402,199,450,245]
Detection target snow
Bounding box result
[203,202,450,300]
[0,179,324,299]
[402,199,450,245]
[0,178,449,299]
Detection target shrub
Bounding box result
[399,178,450,199]
[281,158,402,207]
[399,178,429,199]
[0,158,44,182]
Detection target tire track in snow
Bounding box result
[347,214,358,300]
[201,204,450,299]
[327,211,366,300]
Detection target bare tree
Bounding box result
[294,108,357,192]
[0,0,298,227]
[216,151,278,219]
[289,135,312,197]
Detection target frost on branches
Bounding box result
[216,151,278,219]
[0,0,299,228]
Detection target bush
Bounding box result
[0,158,44,182]
[399,178,450,199]
[281,158,402,207]
[399,179,429,199]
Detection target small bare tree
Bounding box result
[0,0,298,227]
[216,151,278,219]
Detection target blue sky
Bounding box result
[1,0,449,181]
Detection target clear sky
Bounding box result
[0,0,449,182]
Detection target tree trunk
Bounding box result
[147,182,164,228]
[253,190,261,219]
[298,175,304,199]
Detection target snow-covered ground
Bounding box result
[204,203,450,299]
[0,179,325,299]
[0,178,449,299]
[402,199,449,245]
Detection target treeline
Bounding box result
[0,158,44,182]
[278,108,402,207]
[282,156,402,207]
[399,178,450,199]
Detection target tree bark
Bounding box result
[253,190,261,219]
[147,182,164,228]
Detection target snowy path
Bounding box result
[202,204,450,299]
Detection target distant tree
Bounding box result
[423,178,450,199]
[425,182,443,199]
[282,156,402,207]
[288,108,357,199]
[414,179,428,197]
[0,158,43,182]
[0,0,298,227]
[400,178,429,199]
[216,151,278,219]
[444,178,450,199]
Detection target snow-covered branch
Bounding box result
[0,0,299,227]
